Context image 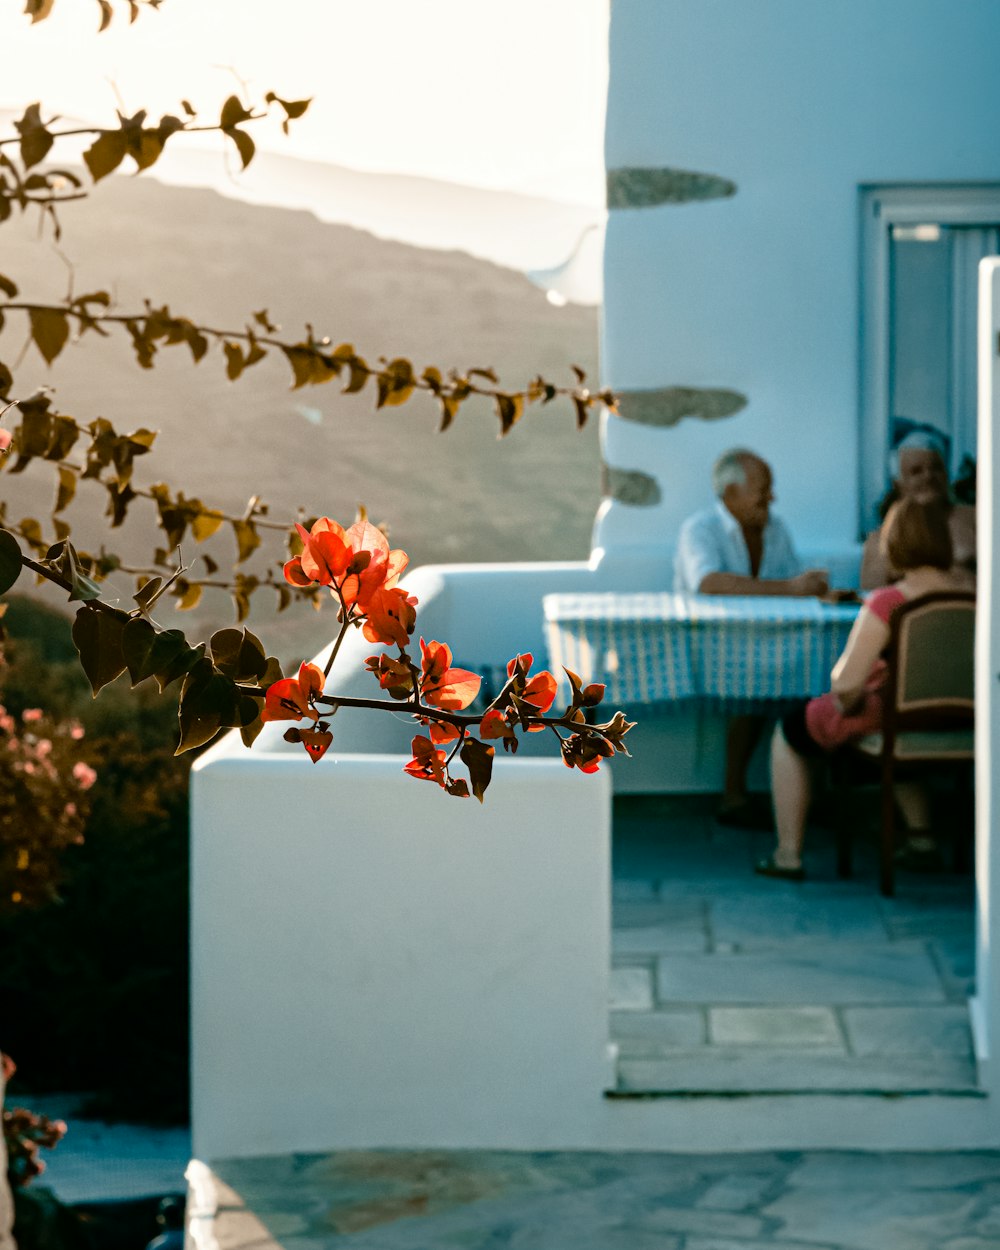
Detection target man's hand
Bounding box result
[788,569,829,597]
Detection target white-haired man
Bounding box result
[675,449,828,827]
[860,430,976,590]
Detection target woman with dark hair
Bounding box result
[757,498,961,880]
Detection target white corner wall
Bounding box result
[973,257,1000,1087]
[599,0,1000,558]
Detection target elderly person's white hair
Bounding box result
[712,448,757,497]
[889,429,949,480]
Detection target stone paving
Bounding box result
[196,1147,1000,1249]
[609,795,978,1095]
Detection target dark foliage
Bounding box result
[0,596,190,1124]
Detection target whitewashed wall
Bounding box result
[598,0,1000,558]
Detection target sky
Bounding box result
[0,0,609,207]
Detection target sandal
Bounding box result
[754,856,806,882]
[894,843,944,873]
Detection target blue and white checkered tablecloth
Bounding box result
[542,592,861,707]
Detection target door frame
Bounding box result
[858,184,1000,536]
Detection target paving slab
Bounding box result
[613,919,709,954]
[695,1171,778,1211]
[709,1006,842,1047]
[843,1004,975,1060]
[708,894,888,950]
[612,879,661,901]
[611,1008,706,1049]
[656,941,948,1006]
[931,935,977,1000]
[684,1240,840,1250]
[785,1151,1000,1190]
[609,965,654,1010]
[613,898,707,927]
[616,1048,978,1092]
[762,1182,980,1250]
[194,1149,1000,1250]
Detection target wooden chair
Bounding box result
[835,591,976,896]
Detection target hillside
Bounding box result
[0,175,601,658]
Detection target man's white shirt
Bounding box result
[673,500,800,593]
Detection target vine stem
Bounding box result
[0,302,598,406]
[0,118,266,151]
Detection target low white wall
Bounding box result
[191,752,612,1159]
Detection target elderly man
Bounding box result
[860,430,976,590]
[675,448,828,827]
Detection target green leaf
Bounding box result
[226,127,255,170]
[29,309,70,364]
[152,635,206,693]
[209,627,267,682]
[342,356,369,394]
[72,604,129,696]
[174,580,202,611]
[223,341,245,380]
[47,415,81,461]
[191,508,224,542]
[219,95,252,129]
[496,393,524,436]
[460,737,495,804]
[176,659,244,754]
[0,529,23,595]
[15,104,54,169]
[83,129,128,182]
[127,128,165,171]
[122,618,204,690]
[231,519,260,564]
[282,345,316,389]
[54,465,76,513]
[133,576,162,612]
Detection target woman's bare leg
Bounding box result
[769,724,811,868]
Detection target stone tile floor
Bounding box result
[195,1147,1000,1249]
[21,788,987,1250]
[610,795,978,1095]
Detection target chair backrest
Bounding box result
[886,592,976,727]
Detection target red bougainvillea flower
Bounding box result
[284,518,353,587]
[297,727,334,763]
[340,520,409,612]
[522,671,558,715]
[365,653,414,698]
[262,661,324,723]
[479,708,517,745]
[283,519,412,621]
[419,639,481,711]
[428,719,462,745]
[506,653,533,679]
[403,735,447,786]
[560,732,615,774]
[361,585,417,647]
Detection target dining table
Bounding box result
[542,591,862,710]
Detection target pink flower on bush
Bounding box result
[72,762,97,791]
[22,709,43,723]
[69,724,85,741]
